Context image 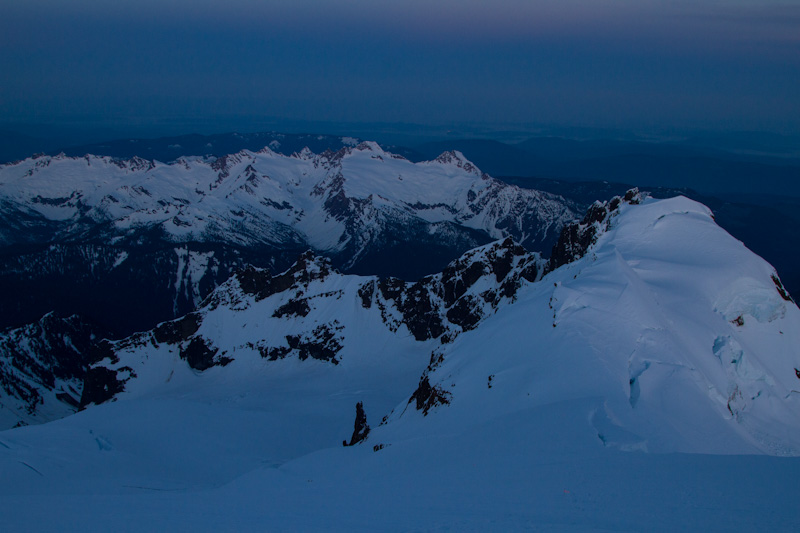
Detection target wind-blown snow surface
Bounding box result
[1,196,799,531]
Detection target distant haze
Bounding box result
[2,0,799,137]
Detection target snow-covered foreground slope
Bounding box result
[1,194,799,531]
[2,407,799,532]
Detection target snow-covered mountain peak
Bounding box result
[377,193,800,456]
[430,150,482,176]
[353,140,384,154]
[254,145,277,156]
[293,146,317,160]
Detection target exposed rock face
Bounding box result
[80,365,129,409]
[228,252,332,304]
[0,313,108,427]
[547,188,643,273]
[153,313,202,345]
[343,401,370,446]
[409,376,452,416]
[282,322,344,365]
[362,237,545,343]
[180,337,231,371]
[79,239,546,407]
[772,274,794,303]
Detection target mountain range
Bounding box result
[1,140,799,530]
[11,128,798,298]
[1,186,799,530]
[0,142,574,336]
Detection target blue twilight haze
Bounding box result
[1,0,799,135]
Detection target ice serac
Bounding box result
[0,145,575,335]
[378,192,800,456]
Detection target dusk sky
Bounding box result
[2,0,799,137]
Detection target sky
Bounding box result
[1,0,799,139]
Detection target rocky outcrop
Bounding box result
[409,376,452,416]
[343,401,370,446]
[78,239,546,407]
[0,313,108,428]
[547,188,643,272]
[360,237,545,343]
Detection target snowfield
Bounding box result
[1,194,799,531]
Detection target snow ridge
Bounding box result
[376,194,800,456]
[81,239,545,408]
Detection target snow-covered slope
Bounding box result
[35,190,800,454]
[0,143,574,334]
[80,238,544,410]
[1,192,799,530]
[376,193,800,456]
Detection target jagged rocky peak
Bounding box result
[77,238,547,410]
[209,149,256,178]
[354,141,384,154]
[216,251,334,306]
[432,150,482,175]
[361,237,545,342]
[0,312,109,429]
[313,141,401,168]
[547,187,644,272]
[108,155,156,172]
[441,237,542,304]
